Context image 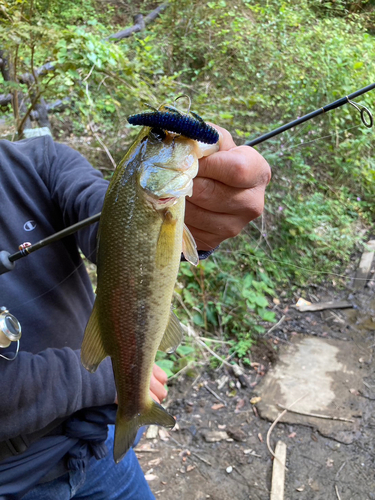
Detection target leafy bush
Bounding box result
[2,0,375,360]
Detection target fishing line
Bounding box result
[8,249,97,313]
[228,249,370,283]
[279,124,363,152]
[2,85,374,304]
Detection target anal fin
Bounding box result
[81,300,107,373]
[158,310,184,353]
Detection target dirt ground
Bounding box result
[136,262,375,500]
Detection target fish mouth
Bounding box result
[146,194,179,208]
[158,197,176,204]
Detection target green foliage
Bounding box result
[175,237,277,359]
[156,344,196,378]
[2,0,375,360]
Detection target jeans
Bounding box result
[22,426,155,500]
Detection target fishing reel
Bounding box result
[0,307,22,360]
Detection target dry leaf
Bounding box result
[211,403,225,410]
[235,398,245,412]
[250,396,262,405]
[148,457,162,467]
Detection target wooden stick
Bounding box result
[264,315,286,336]
[335,484,342,500]
[296,300,352,312]
[267,394,307,460]
[270,441,287,500]
[204,381,227,406]
[276,404,354,423]
[191,452,212,467]
[353,240,375,290]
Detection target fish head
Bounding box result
[139,128,218,209]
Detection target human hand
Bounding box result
[185,125,271,251]
[114,364,168,405]
[149,363,168,404]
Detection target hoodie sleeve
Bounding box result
[0,137,115,442]
[0,349,116,441]
[43,137,110,262]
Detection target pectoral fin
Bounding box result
[81,300,108,372]
[182,224,199,266]
[158,310,184,353]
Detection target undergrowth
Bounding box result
[1,0,375,363]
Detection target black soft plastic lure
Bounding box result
[127,106,219,145]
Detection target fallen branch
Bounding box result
[204,381,227,406]
[191,452,212,466]
[267,394,307,460]
[88,121,116,169]
[270,441,287,500]
[19,61,56,86]
[276,404,354,423]
[107,3,169,42]
[295,300,353,312]
[195,337,232,368]
[167,361,194,381]
[264,315,286,336]
[335,484,342,500]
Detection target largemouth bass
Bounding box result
[81,105,219,463]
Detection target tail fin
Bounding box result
[114,401,175,463]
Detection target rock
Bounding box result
[202,430,229,442]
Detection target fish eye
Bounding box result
[150,128,166,142]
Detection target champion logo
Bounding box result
[23,220,37,232]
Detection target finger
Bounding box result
[150,373,168,403]
[150,390,161,404]
[185,208,250,250]
[152,363,168,385]
[189,177,266,216]
[198,146,271,189]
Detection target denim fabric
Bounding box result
[22,426,154,500]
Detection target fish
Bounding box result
[81,104,220,463]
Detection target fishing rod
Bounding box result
[0,83,374,277]
[245,82,374,146]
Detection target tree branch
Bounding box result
[106,3,169,42]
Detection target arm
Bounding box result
[0,349,116,441]
[0,138,114,441]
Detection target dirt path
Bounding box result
[137,266,375,499]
